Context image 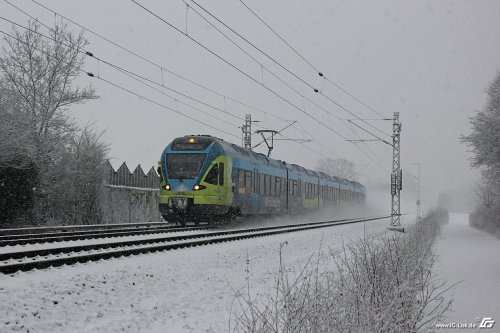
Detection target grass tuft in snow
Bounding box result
[230,209,453,333]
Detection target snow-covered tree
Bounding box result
[462,72,500,173]
[316,158,357,180]
[66,125,109,224]
[462,72,500,232]
[0,20,102,224]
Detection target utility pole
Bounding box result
[242,114,252,149]
[390,112,403,231]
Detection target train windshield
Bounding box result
[166,153,206,179]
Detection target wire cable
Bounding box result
[0,16,246,126]
[22,0,291,123]
[2,4,384,166]
[130,0,352,142]
[238,0,320,74]
[188,0,315,91]
[0,28,241,139]
[238,0,389,120]
[0,16,334,161]
[180,1,390,141]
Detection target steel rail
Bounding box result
[0,221,172,236]
[0,225,208,246]
[0,216,389,274]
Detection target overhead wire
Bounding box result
[0,16,246,126]
[0,13,329,160]
[169,0,392,164]
[13,0,378,161]
[345,122,388,168]
[237,0,389,120]
[130,0,355,143]
[21,0,293,124]
[237,0,320,74]
[0,28,241,139]
[182,1,351,154]
[180,0,391,143]
[2,2,379,163]
[188,0,315,91]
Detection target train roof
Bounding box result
[172,135,363,186]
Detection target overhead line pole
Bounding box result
[389,112,403,232]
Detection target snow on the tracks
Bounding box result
[0,218,389,333]
[0,229,217,255]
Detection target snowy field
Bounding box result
[0,217,389,333]
[2,213,496,333]
[434,213,500,331]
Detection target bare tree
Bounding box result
[316,158,357,180]
[462,72,500,231]
[0,20,99,223]
[461,72,500,172]
[67,125,110,224]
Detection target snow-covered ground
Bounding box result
[0,217,389,333]
[434,213,500,331]
[4,212,493,333]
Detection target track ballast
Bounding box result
[0,216,389,275]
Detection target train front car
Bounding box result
[158,135,231,225]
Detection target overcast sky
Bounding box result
[2,0,500,210]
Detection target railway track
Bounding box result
[0,224,209,246]
[0,216,389,275]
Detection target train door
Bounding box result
[218,162,226,205]
[205,162,226,206]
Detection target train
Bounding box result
[158,135,366,225]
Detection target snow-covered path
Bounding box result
[435,213,500,330]
[0,218,389,333]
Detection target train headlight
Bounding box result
[164,184,171,190]
[193,184,206,191]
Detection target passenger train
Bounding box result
[158,135,366,225]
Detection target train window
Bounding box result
[275,177,281,196]
[204,164,219,185]
[238,169,245,194]
[219,163,224,185]
[259,173,266,195]
[238,169,252,194]
[166,153,206,179]
[265,174,271,196]
[245,171,252,194]
[270,176,275,196]
[282,178,287,195]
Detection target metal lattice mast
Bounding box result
[242,114,252,149]
[391,112,402,227]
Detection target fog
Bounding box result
[2,0,499,213]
